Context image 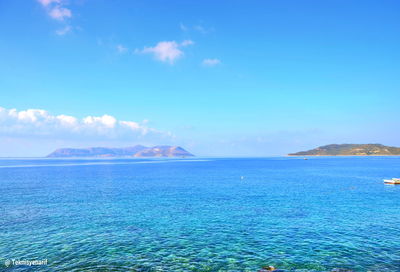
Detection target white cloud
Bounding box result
[55,25,71,35]
[136,40,194,64]
[49,6,72,20]
[181,40,194,47]
[37,0,60,7]
[37,0,72,23]
[116,44,128,53]
[202,58,221,67]
[0,106,172,141]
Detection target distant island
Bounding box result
[47,145,194,158]
[289,144,400,156]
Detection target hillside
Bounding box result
[134,146,194,157]
[289,144,400,156]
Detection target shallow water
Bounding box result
[0,157,399,271]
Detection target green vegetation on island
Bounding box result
[289,144,400,156]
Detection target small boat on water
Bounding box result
[383,178,400,184]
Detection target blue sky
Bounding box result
[0,0,399,156]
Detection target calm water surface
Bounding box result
[0,157,399,271]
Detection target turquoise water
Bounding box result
[0,157,399,271]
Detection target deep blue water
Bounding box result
[0,157,399,272]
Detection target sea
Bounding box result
[0,157,399,272]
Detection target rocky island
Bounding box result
[289,144,400,156]
[47,145,194,158]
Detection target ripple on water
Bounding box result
[1,157,400,271]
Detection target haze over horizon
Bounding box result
[1,0,399,157]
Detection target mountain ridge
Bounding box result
[47,145,194,158]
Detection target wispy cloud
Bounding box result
[37,0,72,34]
[55,25,71,36]
[0,106,172,141]
[135,40,194,64]
[37,0,60,6]
[179,23,214,34]
[181,40,194,47]
[202,58,221,67]
[48,6,72,21]
[37,0,72,21]
[180,23,188,31]
[194,25,208,34]
[116,44,128,53]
